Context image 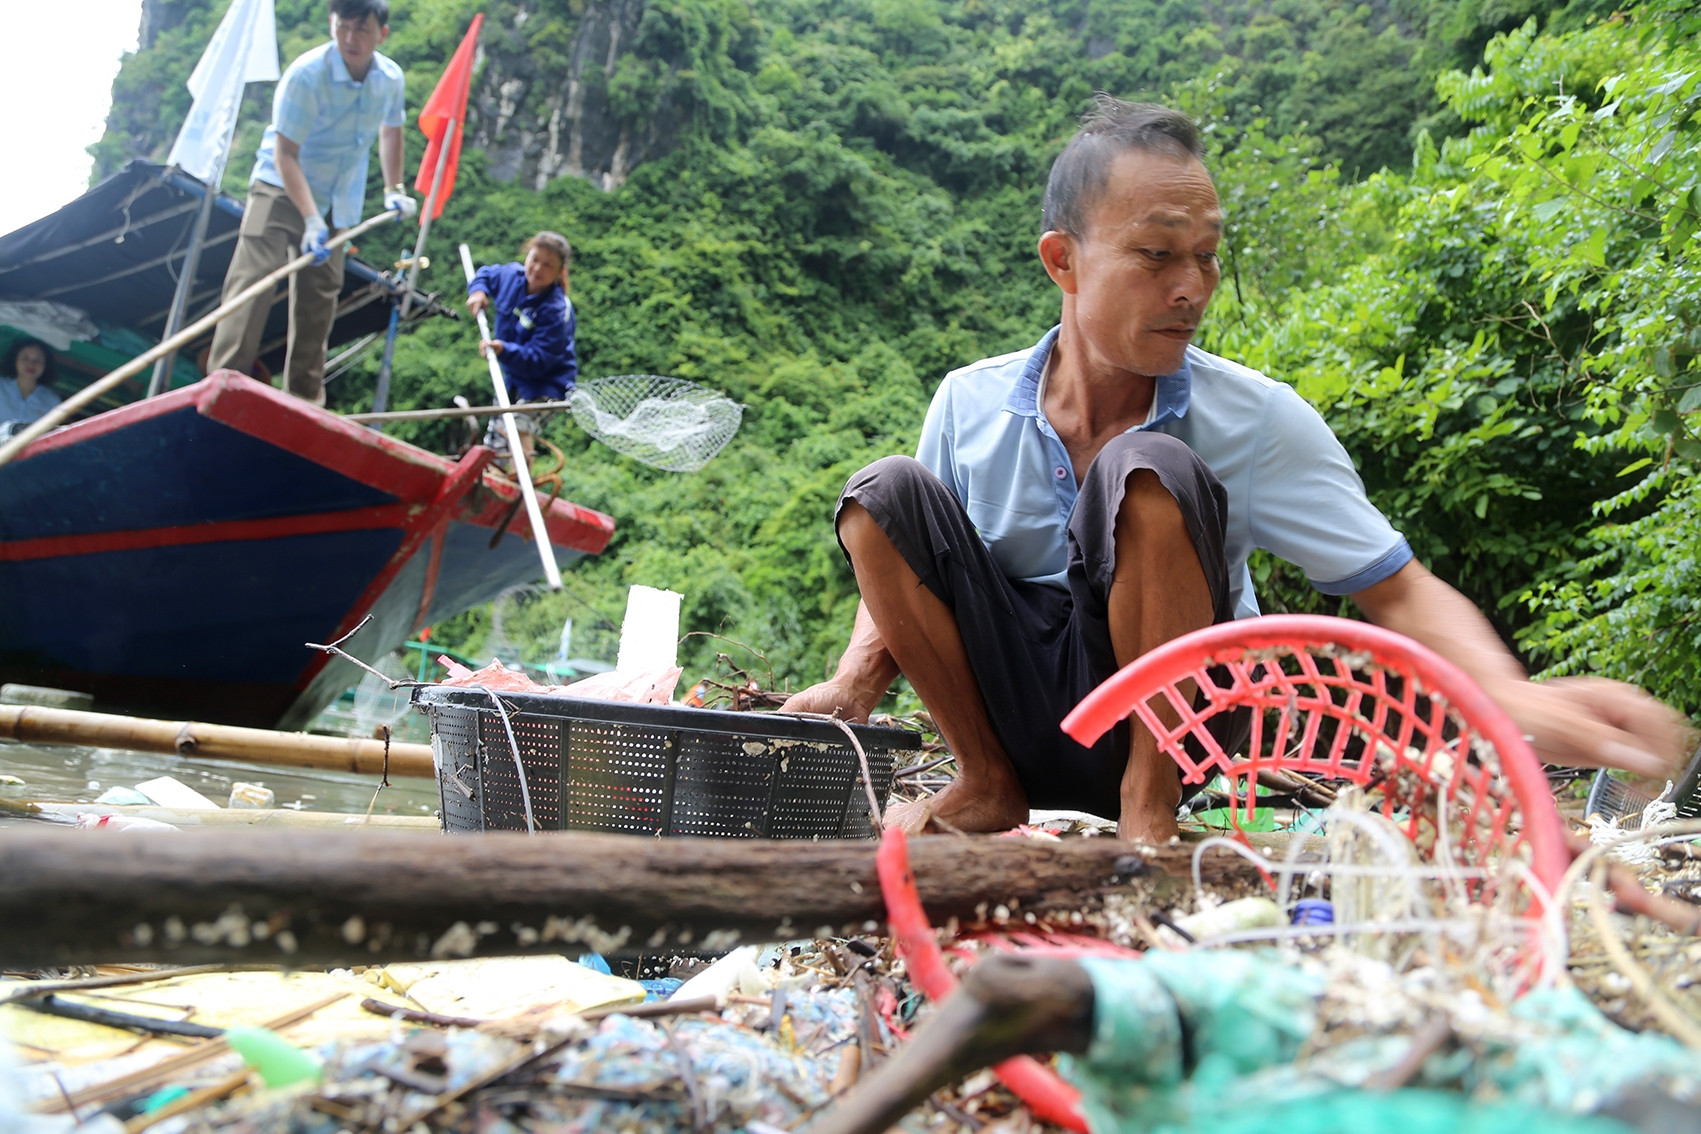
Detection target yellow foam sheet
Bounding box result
[377,956,646,1020]
[0,970,390,1067]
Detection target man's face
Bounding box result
[330,12,388,73]
[1050,150,1223,377]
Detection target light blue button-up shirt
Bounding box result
[915,327,1412,619]
[250,42,405,227]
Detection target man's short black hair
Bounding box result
[1041,97,1206,236]
[329,0,389,27]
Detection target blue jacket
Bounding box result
[468,262,577,401]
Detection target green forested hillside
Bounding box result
[91,0,1701,714]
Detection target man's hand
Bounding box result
[300,213,330,265]
[466,291,489,318]
[1355,560,1690,778]
[777,678,880,724]
[1486,675,1689,780]
[384,186,418,219]
[478,339,506,359]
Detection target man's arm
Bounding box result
[778,600,901,722]
[379,124,405,196]
[1352,560,1687,778]
[272,136,321,225]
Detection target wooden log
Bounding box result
[0,704,434,779]
[0,829,1260,969]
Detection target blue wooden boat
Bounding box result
[0,372,612,729]
[0,165,614,729]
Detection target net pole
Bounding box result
[458,242,562,591]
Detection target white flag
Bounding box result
[166,0,280,185]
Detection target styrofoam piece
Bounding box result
[615,585,682,673]
[229,782,276,809]
[134,776,222,810]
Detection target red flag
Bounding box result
[413,13,482,220]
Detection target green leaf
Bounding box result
[1580,228,1607,268]
[1651,408,1683,436]
[1616,457,1654,477]
[1532,199,1568,223]
[1674,438,1701,462]
[1680,386,1701,414]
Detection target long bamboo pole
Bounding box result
[459,242,563,590]
[0,210,397,469]
[345,399,575,424]
[0,704,433,778]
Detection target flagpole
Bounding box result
[146,139,234,398]
[404,119,453,321]
[370,117,453,417]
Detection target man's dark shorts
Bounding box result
[839,433,1234,818]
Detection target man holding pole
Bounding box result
[207,0,415,405]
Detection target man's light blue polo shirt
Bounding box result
[250,43,405,227]
[915,327,1413,620]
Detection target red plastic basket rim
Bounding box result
[1059,614,1569,894]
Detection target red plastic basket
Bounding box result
[1060,615,1568,897]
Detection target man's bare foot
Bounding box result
[1117,807,1180,844]
[884,775,1029,835]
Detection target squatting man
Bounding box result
[781,98,1688,843]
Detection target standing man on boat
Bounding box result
[207,0,415,405]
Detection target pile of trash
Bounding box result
[9,703,1701,1134]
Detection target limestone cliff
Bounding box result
[468,0,686,191]
[108,0,693,193]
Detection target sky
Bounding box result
[0,0,145,236]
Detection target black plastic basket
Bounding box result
[412,685,923,839]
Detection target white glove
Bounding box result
[300,213,330,265]
[384,187,418,219]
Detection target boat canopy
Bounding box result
[0,160,450,405]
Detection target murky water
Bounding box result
[0,695,442,822]
[0,661,447,821]
[0,739,440,818]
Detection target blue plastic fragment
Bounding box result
[1291,899,1335,926]
[577,953,613,975]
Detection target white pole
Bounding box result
[458,242,563,591]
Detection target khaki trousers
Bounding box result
[207,180,345,405]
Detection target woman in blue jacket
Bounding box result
[466,230,577,458]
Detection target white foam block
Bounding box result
[134,776,221,810]
[616,585,683,673]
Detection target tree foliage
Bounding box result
[88,0,1699,717]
